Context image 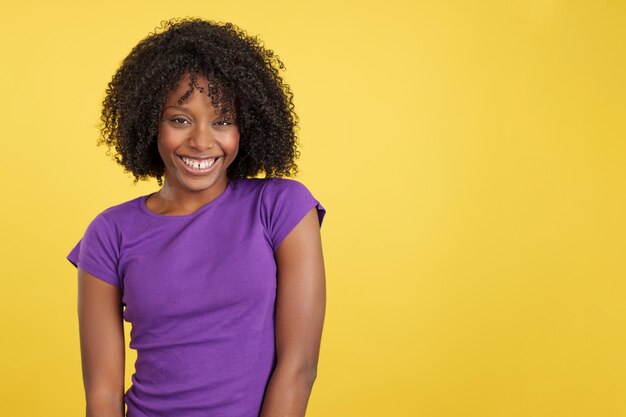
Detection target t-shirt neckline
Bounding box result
[139,180,236,220]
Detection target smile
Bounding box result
[176,155,222,175]
[180,156,218,169]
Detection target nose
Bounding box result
[189,124,215,150]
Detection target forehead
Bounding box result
[166,73,209,102]
[164,72,232,112]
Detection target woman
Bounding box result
[67,17,326,417]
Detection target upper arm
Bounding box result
[274,207,326,376]
[77,267,125,401]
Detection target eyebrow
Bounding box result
[164,105,191,112]
[163,104,232,115]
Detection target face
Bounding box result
[157,73,239,198]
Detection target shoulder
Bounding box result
[257,178,320,216]
[258,177,314,199]
[84,194,147,235]
[231,176,305,189]
[101,195,145,218]
[255,177,325,251]
[230,177,313,202]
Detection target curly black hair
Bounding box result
[99,17,300,186]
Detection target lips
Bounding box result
[176,154,222,174]
[181,155,217,168]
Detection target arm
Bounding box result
[77,268,125,417]
[260,207,326,417]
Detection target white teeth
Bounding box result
[181,156,218,170]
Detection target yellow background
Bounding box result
[1,1,624,416]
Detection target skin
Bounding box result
[77,269,125,416]
[77,72,326,416]
[260,207,326,416]
[146,73,240,215]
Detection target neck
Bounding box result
[155,176,230,214]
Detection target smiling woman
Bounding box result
[98,19,299,187]
[149,73,241,215]
[67,17,327,417]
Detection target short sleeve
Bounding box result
[66,212,121,288]
[260,179,326,252]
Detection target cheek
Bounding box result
[231,136,241,158]
[223,131,240,156]
[157,128,179,155]
[233,133,241,149]
[156,137,166,159]
[156,136,176,165]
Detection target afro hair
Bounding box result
[99,17,300,186]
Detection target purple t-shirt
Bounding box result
[67,178,325,417]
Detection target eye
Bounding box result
[214,118,234,126]
[170,117,190,125]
